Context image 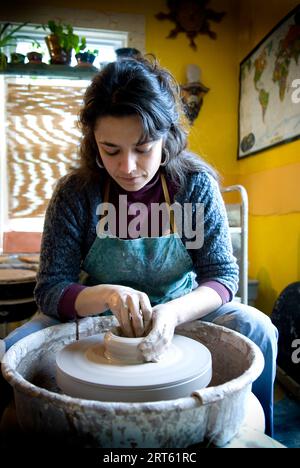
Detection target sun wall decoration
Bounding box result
[155,0,226,50]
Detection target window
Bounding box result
[4,76,87,219]
[0,23,130,252]
[12,24,128,68]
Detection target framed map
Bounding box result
[238,5,300,159]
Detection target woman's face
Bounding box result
[94,115,163,191]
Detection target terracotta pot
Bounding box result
[45,34,71,65]
[26,52,43,64]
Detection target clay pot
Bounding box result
[45,34,71,65]
[26,52,43,64]
[104,326,145,363]
[75,51,97,68]
[10,53,26,64]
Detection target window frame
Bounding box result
[0,22,136,253]
[2,23,129,68]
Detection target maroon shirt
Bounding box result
[109,170,176,238]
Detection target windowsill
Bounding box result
[0,63,100,80]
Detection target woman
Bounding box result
[0,57,277,436]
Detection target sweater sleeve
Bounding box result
[187,171,239,299]
[199,280,231,304]
[34,174,89,319]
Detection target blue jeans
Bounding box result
[4,312,61,350]
[4,302,278,437]
[201,301,278,437]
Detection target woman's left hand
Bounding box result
[138,304,178,362]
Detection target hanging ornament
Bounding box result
[181,64,210,124]
[155,0,226,50]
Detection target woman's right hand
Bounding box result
[75,284,152,337]
[104,285,152,338]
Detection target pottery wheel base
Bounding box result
[56,334,212,402]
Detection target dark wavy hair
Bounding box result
[77,56,217,189]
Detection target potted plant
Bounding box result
[75,37,98,68]
[26,50,43,64]
[0,22,32,70]
[25,40,43,65]
[10,52,26,64]
[43,20,81,65]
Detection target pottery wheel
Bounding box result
[18,255,40,264]
[0,268,36,282]
[56,333,212,402]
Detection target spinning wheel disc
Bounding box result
[56,333,212,402]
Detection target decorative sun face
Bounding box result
[176,1,207,32]
[155,0,226,50]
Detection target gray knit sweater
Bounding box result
[34,170,239,318]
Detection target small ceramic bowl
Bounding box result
[104,326,145,364]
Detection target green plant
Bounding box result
[28,39,42,52]
[86,48,99,56]
[75,36,86,54]
[0,22,40,52]
[75,37,98,56]
[78,40,98,56]
[43,20,83,52]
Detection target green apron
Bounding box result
[82,173,195,306]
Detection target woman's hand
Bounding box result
[138,304,178,362]
[105,285,152,338]
[75,284,152,337]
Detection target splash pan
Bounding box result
[1,316,264,448]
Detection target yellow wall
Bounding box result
[146,0,240,178]
[2,0,299,313]
[2,0,240,178]
[236,0,300,313]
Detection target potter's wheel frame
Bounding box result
[1,317,265,448]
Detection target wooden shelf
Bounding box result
[0,63,99,80]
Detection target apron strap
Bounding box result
[161,173,177,234]
[98,177,111,234]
